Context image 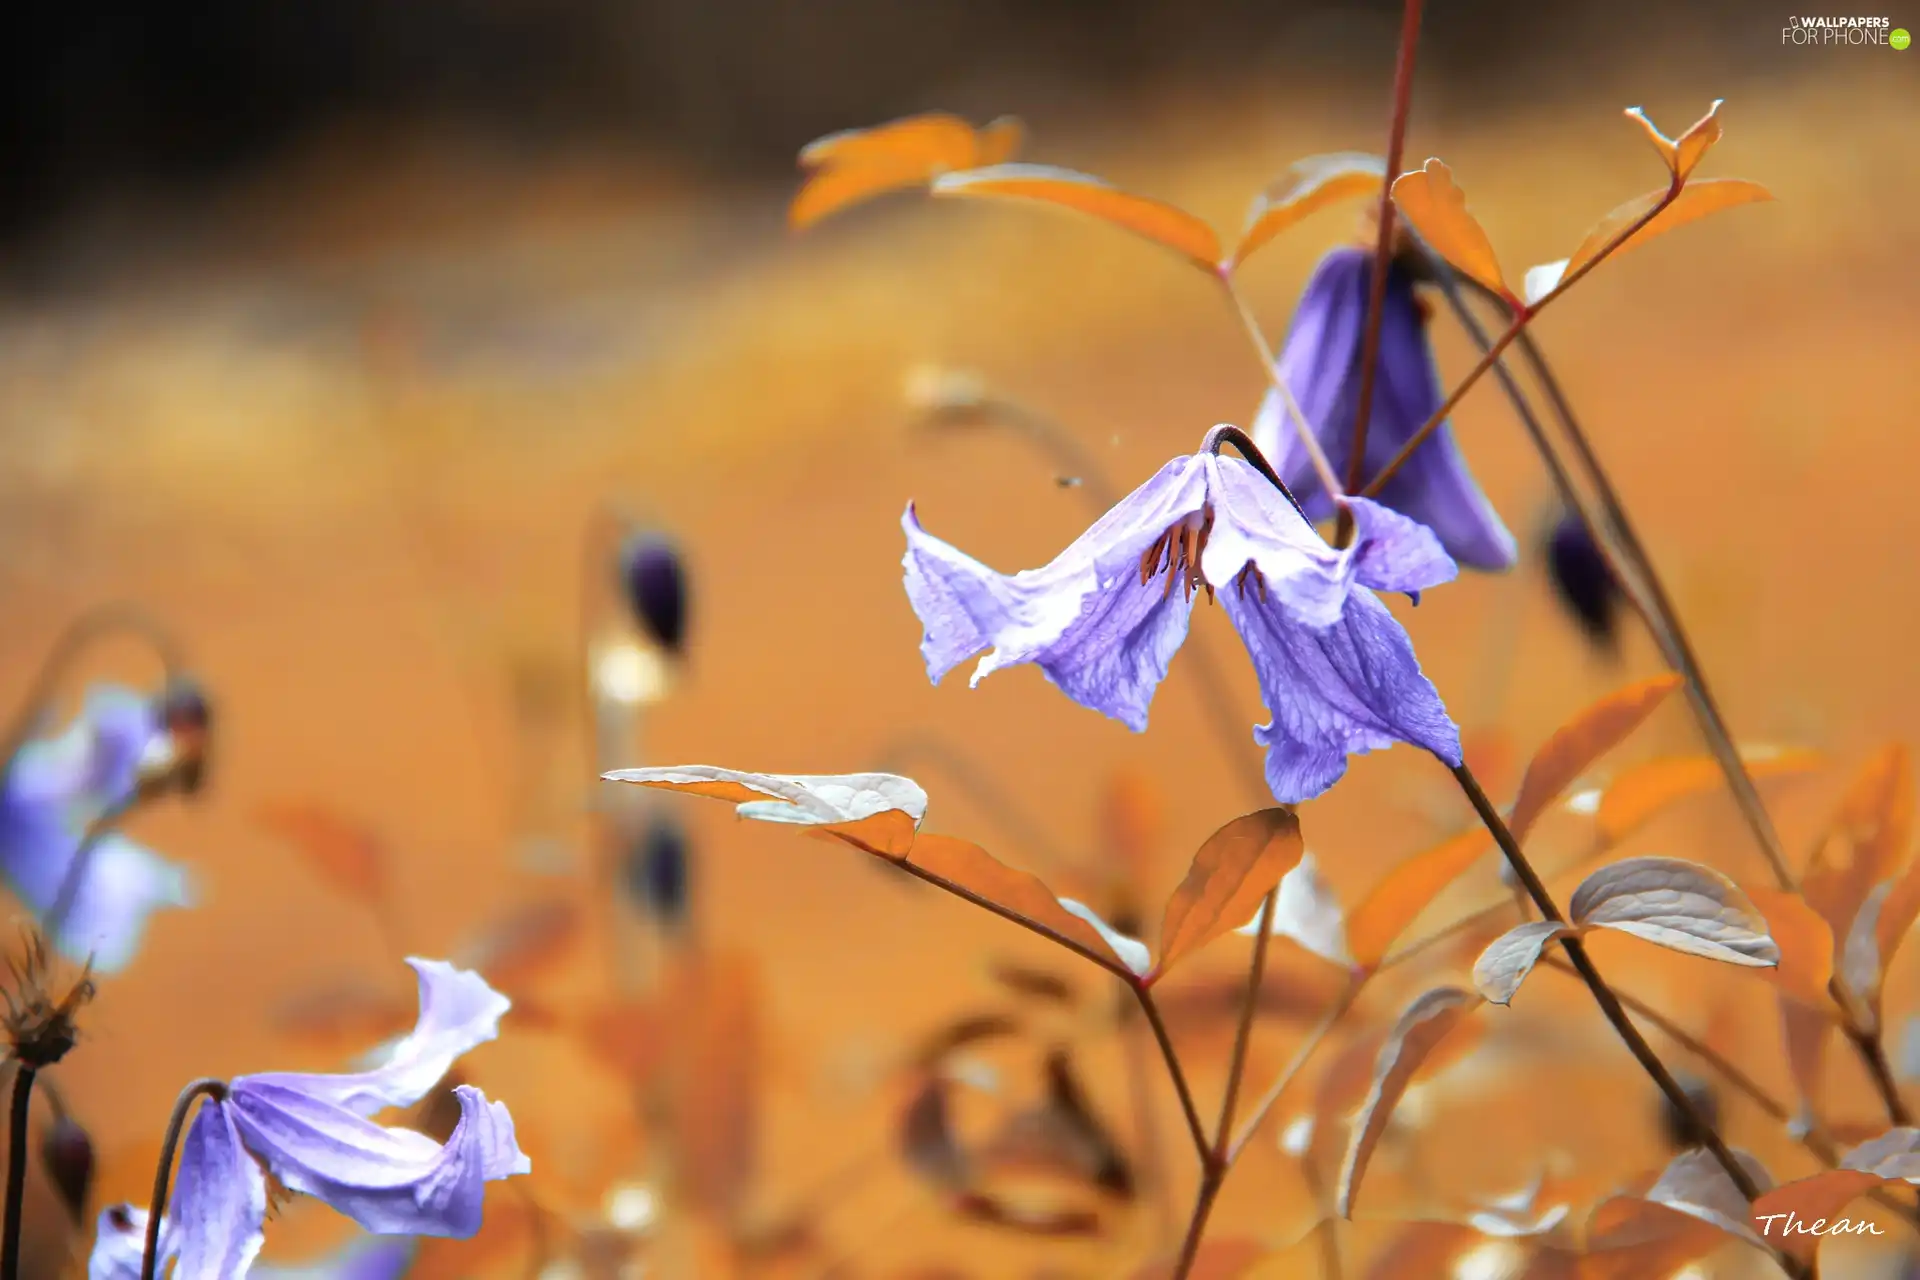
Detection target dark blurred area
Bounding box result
[0,0,1772,245]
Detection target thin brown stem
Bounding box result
[1229,977,1361,1164]
[1223,283,1345,504]
[0,605,184,776]
[1118,990,1178,1243]
[1,1065,35,1280]
[1333,0,1426,549]
[1449,762,1763,1202]
[142,1078,229,1280]
[1134,986,1210,1160]
[1216,887,1280,1147]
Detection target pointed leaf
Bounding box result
[1153,808,1304,979]
[1227,152,1385,269]
[799,113,981,170]
[1570,857,1780,966]
[1509,676,1684,845]
[1389,159,1510,302]
[605,766,927,856]
[906,835,1142,975]
[790,113,1023,229]
[1624,100,1725,181]
[932,164,1223,270]
[1804,745,1913,947]
[1746,887,1835,1007]
[1336,987,1480,1218]
[1472,922,1571,1006]
[1875,853,1920,990]
[1583,1195,1733,1280]
[1843,1127,1920,1179]
[1348,829,1489,970]
[1642,1147,1775,1250]
[255,802,387,906]
[1778,994,1831,1128]
[1842,881,1894,1022]
[1557,179,1773,285]
[1233,852,1352,967]
[1058,898,1153,976]
[1593,749,1822,846]
[1751,1169,1890,1264]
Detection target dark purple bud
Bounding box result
[156,675,212,794]
[1658,1074,1720,1152]
[40,1113,93,1222]
[1546,512,1622,648]
[624,815,691,928]
[618,535,689,654]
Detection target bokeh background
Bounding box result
[2,0,1916,1274]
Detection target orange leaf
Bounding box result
[1127,1239,1269,1280]
[1804,745,1914,945]
[1559,179,1773,283]
[932,164,1222,271]
[1336,987,1480,1217]
[1778,994,1831,1121]
[666,950,762,1221]
[799,112,980,170]
[1509,675,1684,845]
[1226,152,1384,270]
[254,801,386,906]
[790,157,955,231]
[907,834,1142,975]
[1595,749,1822,845]
[790,112,1022,230]
[1347,828,1490,971]
[1152,808,1304,979]
[1746,887,1835,1007]
[1751,1169,1887,1265]
[1624,100,1725,182]
[1389,159,1510,302]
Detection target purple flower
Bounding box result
[1250,246,1517,572]
[89,1204,417,1280]
[141,958,529,1277]
[0,685,193,972]
[901,447,1462,803]
[1545,511,1623,648]
[619,534,690,654]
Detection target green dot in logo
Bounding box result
[1894,27,1912,49]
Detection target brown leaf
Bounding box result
[977,1050,1133,1198]
[454,898,583,990]
[1347,828,1489,971]
[1336,987,1481,1218]
[1389,159,1510,302]
[254,801,386,906]
[1751,1166,1897,1265]
[605,766,928,855]
[1568,857,1779,967]
[1509,676,1683,846]
[1804,745,1914,953]
[1777,994,1832,1126]
[1533,180,1773,302]
[1472,922,1571,1007]
[1594,749,1822,846]
[932,164,1222,271]
[901,1074,970,1191]
[906,835,1146,975]
[1581,1195,1736,1280]
[1227,152,1384,270]
[1634,1147,1775,1251]
[1127,1238,1269,1280]
[668,950,762,1220]
[1745,887,1834,1008]
[1152,808,1304,980]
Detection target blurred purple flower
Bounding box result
[619,534,689,654]
[0,685,193,973]
[1545,511,1623,647]
[1250,246,1517,572]
[89,1203,417,1280]
[902,449,1462,803]
[143,958,528,1277]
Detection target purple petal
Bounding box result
[901,457,1210,731]
[250,1234,420,1280]
[88,1203,167,1280]
[229,1082,529,1237]
[170,1101,267,1280]
[241,959,509,1116]
[1201,454,1352,628]
[1223,585,1462,803]
[1341,497,1458,598]
[42,834,194,974]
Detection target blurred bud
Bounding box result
[1658,1074,1720,1152]
[624,815,691,929]
[618,535,689,655]
[1545,513,1622,648]
[148,676,212,795]
[903,364,989,422]
[40,1113,93,1222]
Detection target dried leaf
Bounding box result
[1127,1239,1268,1280]
[1745,887,1835,1008]
[1336,987,1480,1218]
[1569,857,1780,967]
[932,164,1222,271]
[1347,829,1489,971]
[978,1050,1133,1198]
[1639,1147,1775,1251]
[1778,995,1831,1127]
[790,113,1022,229]
[1389,159,1510,301]
[454,898,583,990]
[1624,100,1725,181]
[605,765,928,856]
[1804,746,1914,950]
[1594,749,1822,846]
[1472,922,1571,1006]
[1751,1169,1890,1264]
[1582,1195,1738,1280]
[1227,152,1385,269]
[1551,179,1773,289]
[907,835,1144,975]
[1510,676,1683,845]
[1233,852,1352,968]
[901,1074,970,1190]
[1153,808,1303,979]
[254,801,387,906]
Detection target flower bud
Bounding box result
[40,1113,93,1222]
[155,675,212,794]
[618,535,688,655]
[1545,513,1622,648]
[1658,1074,1720,1151]
[624,815,691,928]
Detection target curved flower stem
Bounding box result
[1332,0,1426,551]
[1202,426,1309,523]
[1117,989,1178,1243]
[1,1064,35,1280]
[1221,283,1345,505]
[0,604,185,775]
[141,1077,229,1280]
[1448,761,1764,1202]
[1227,975,1361,1164]
[1133,984,1209,1160]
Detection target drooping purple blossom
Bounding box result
[619,534,690,654]
[102,958,529,1278]
[89,1203,417,1280]
[1545,510,1623,648]
[901,446,1462,803]
[0,685,194,972]
[1250,246,1517,572]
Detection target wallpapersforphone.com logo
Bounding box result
[1783,14,1908,45]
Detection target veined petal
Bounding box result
[88,1204,167,1280]
[1251,250,1367,512]
[251,1234,420,1280]
[902,457,1210,731]
[171,1101,267,1280]
[1342,497,1458,599]
[231,1082,530,1237]
[1224,585,1461,803]
[241,959,509,1116]
[1202,454,1350,627]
